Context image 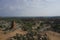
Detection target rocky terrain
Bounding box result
[0,17,60,40]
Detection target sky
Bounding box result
[0,0,60,17]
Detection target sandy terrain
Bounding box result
[46,31,60,40]
[0,29,60,40]
[0,29,27,40]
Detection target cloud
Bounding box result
[0,0,60,17]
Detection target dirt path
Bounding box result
[46,31,60,40]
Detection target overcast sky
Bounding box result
[0,0,60,17]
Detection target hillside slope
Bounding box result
[46,31,60,40]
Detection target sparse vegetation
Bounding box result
[0,17,60,40]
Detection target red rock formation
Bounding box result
[13,20,16,29]
[10,20,16,29]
